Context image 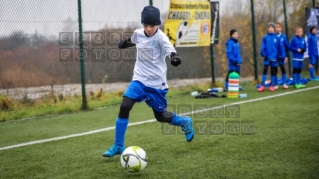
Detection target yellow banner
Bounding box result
[164,0,211,47]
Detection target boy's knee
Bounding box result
[120,103,132,113]
[118,97,136,118]
[155,115,165,122]
[154,111,173,123]
[270,67,277,76]
[262,65,269,74]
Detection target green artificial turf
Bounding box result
[0,83,318,178]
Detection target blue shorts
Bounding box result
[292,60,304,69]
[124,81,168,112]
[264,59,278,67]
[309,55,318,65]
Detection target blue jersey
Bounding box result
[289,35,307,60]
[307,33,319,57]
[226,38,242,68]
[260,33,286,61]
[277,33,289,58]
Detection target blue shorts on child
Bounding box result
[124,80,168,112]
[264,58,278,67]
[292,59,304,69]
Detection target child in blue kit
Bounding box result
[224,29,242,92]
[275,22,289,89]
[289,26,307,89]
[307,26,319,81]
[258,22,286,92]
[102,6,194,158]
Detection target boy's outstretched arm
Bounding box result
[118,38,136,49]
[160,31,181,67]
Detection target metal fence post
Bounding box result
[210,44,216,85]
[313,0,318,75]
[77,0,88,110]
[250,0,259,84]
[283,0,292,77]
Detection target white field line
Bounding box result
[1,85,318,151]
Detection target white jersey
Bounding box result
[130,28,176,89]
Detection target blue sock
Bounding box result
[261,74,267,84]
[170,114,188,126]
[275,76,278,85]
[270,76,276,86]
[224,81,228,89]
[309,67,315,79]
[114,117,128,147]
[282,74,286,85]
[293,74,297,85]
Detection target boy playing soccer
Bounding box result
[258,22,286,92]
[307,26,319,81]
[275,22,289,89]
[224,29,242,92]
[103,6,194,158]
[289,26,307,88]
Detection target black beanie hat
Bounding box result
[230,29,237,37]
[310,26,317,33]
[141,6,161,25]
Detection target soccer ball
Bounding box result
[177,21,189,39]
[176,21,190,46]
[120,146,147,173]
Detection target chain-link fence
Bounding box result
[214,0,317,83]
[0,0,317,121]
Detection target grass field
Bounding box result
[0,81,212,121]
[0,83,319,179]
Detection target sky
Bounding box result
[0,0,164,37]
[0,0,227,38]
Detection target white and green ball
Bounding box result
[120,146,147,173]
